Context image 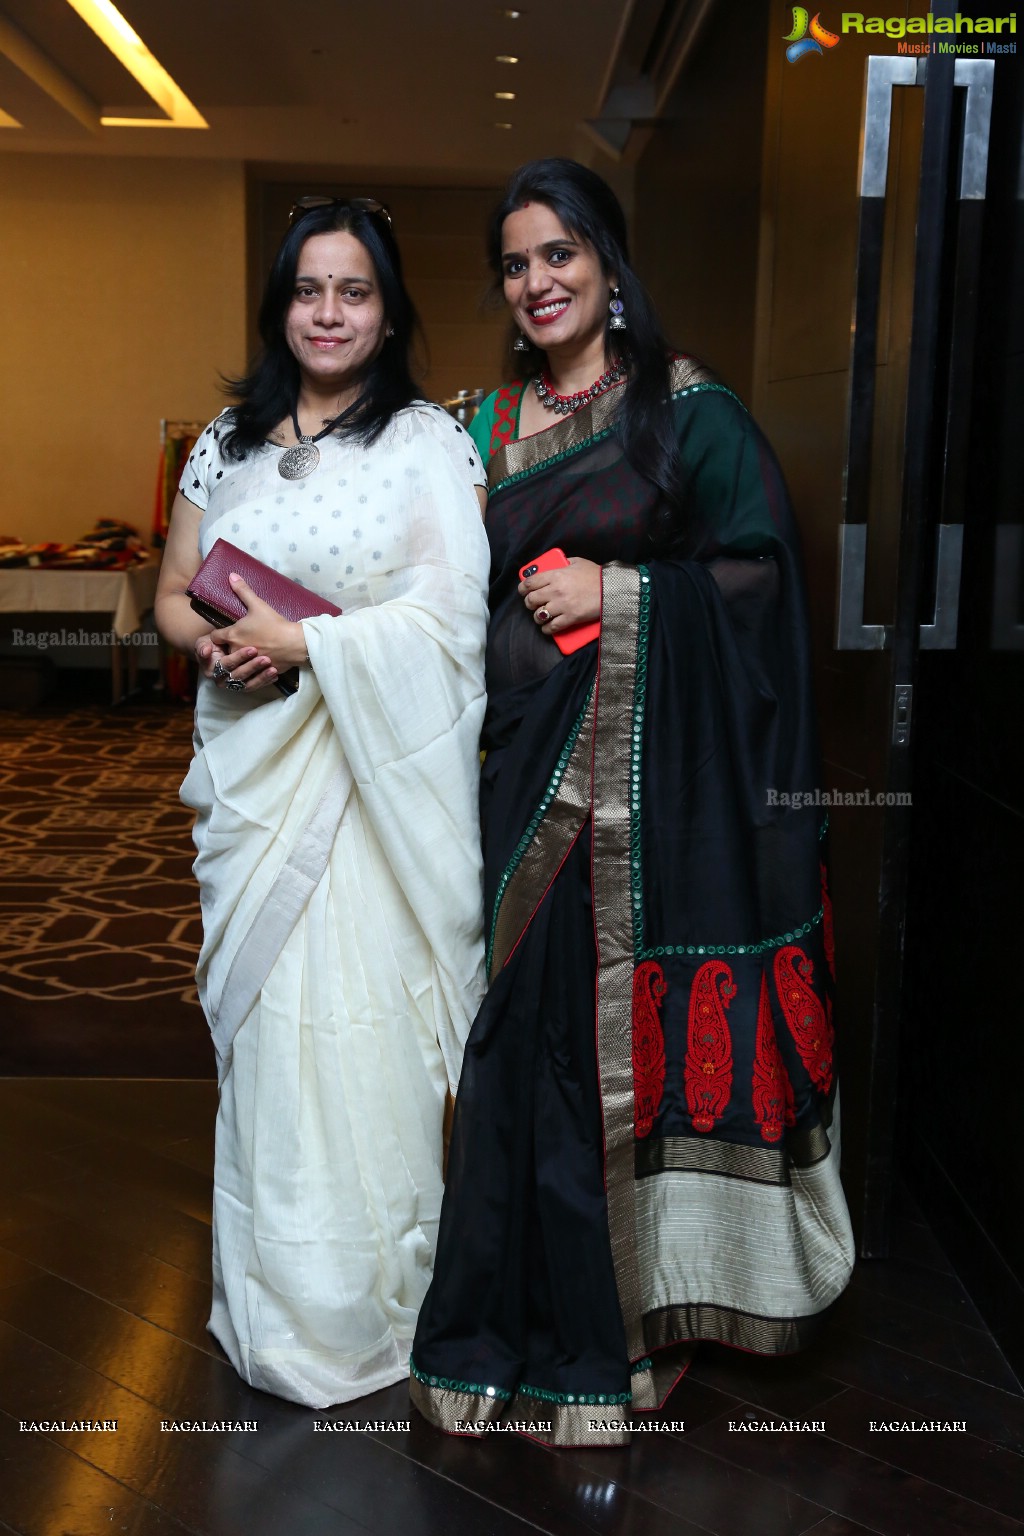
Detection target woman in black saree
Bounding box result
[409,159,854,1447]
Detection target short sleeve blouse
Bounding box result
[179,402,486,513]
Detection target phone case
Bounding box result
[518,548,602,655]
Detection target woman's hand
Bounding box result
[193,632,279,693]
[518,557,602,637]
[205,573,310,691]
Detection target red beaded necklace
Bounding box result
[533,362,626,416]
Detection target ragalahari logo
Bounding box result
[784,8,841,62]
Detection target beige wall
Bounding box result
[0,155,247,545]
[0,159,509,552]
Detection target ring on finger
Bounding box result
[212,660,228,681]
[226,676,246,693]
[536,607,551,625]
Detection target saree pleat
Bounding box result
[411,363,854,1445]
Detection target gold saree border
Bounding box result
[788,1119,832,1165]
[410,1360,682,1447]
[487,357,718,492]
[487,691,595,981]
[668,355,716,394]
[489,398,605,491]
[637,1136,788,1185]
[410,1375,629,1446]
[644,1301,826,1356]
[648,1342,696,1408]
[591,561,654,1403]
[635,1121,832,1184]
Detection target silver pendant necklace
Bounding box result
[278,400,356,480]
[278,438,321,480]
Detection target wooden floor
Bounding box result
[1,1079,1021,1536]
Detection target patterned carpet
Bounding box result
[0,703,213,1076]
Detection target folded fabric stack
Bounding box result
[0,521,150,570]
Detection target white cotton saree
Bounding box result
[179,406,490,1406]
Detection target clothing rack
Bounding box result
[154,420,206,701]
[439,389,484,422]
[160,418,206,447]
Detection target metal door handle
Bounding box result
[836,56,994,653]
[836,522,964,653]
[991,526,1024,650]
[836,57,917,651]
[859,55,919,198]
[919,525,965,650]
[954,58,995,200]
[836,525,888,650]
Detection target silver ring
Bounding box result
[212,660,228,680]
[226,676,246,693]
[536,608,551,625]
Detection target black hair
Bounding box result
[222,201,420,460]
[487,158,688,547]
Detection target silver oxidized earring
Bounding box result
[608,288,627,331]
[513,332,530,352]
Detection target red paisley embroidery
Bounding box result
[752,973,796,1144]
[631,962,667,1138]
[820,861,836,981]
[684,961,736,1133]
[774,945,834,1094]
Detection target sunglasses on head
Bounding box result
[287,195,393,230]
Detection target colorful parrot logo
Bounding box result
[784,8,841,62]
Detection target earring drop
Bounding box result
[513,332,530,353]
[608,288,626,331]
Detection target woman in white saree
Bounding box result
[155,198,489,1407]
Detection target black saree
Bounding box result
[409,358,854,1447]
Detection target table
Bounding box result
[0,561,161,701]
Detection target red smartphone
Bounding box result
[518,547,601,655]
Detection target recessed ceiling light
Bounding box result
[495,54,519,64]
[500,8,523,16]
[64,0,207,128]
[495,121,514,130]
[494,91,516,100]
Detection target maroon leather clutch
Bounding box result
[187,538,342,627]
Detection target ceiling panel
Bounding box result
[0,45,95,135]
[3,0,151,107]
[0,0,631,173]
